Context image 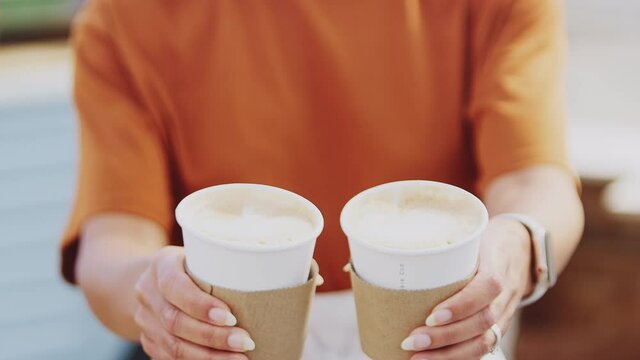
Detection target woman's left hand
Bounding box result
[401,218,534,360]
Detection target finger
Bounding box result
[137,292,248,354]
[496,290,522,336]
[140,333,169,360]
[136,303,255,353]
[138,278,251,350]
[145,248,238,326]
[425,272,502,327]
[403,290,511,351]
[136,269,237,328]
[136,306,250,359]
[157,302,255,352]
[410,325,503,360]
[137,271,237,330]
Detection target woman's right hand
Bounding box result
[134,246,253,360]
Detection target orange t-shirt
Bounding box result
[61,0,570,291]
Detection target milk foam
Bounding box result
[191,204,315,246]
[349,188,483,250]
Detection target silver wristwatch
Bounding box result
[494,213,557,308]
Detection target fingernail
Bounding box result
[228,332,255,351]
[400,334,431,351]
[315,274,325,286]
[209,308,237,326]
[426,309,452,326]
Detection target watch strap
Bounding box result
[492,213,554,308]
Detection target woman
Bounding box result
[61,0,583,359]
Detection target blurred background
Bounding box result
[0,1,638,359]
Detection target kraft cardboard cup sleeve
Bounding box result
[349,263,472,360]
[187,261,320,360]
[341,181,489,360]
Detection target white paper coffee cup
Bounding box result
[176,183,324,292]
[341,180,489,290]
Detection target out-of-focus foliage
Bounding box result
[0,0,83,40]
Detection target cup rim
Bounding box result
[340,180,489,256]
[176,183,324,252]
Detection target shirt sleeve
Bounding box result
[469,0,575,193]
[60,2,173,284]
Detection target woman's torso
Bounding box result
[104,0,498,290]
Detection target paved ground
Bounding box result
[0,1,638,359]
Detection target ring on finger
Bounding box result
[489,324,502,354]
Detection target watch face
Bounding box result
[544,232,557,287]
